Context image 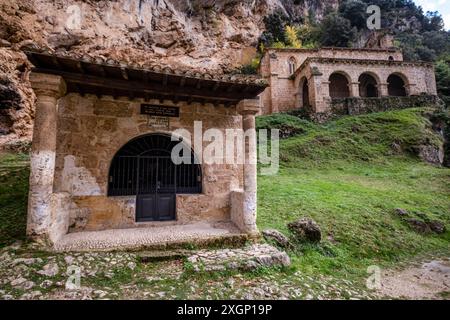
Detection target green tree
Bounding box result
[296,24,320,48]
[285,25,302,48]
[258,11,289,49]
[339,0,368,30]
[319,13,356,47]
[436,57,450,107]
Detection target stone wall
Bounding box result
[330,95,442,116]
[54,94,244,232]
[259,51,299,114]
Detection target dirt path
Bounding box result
[378,258,450,300]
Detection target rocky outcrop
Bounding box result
[394,208,447,235]
[0,47,34,147]
[0,0,335,146]
[262,229,292,248]
[416,144,445,165]
[288,217,322,243]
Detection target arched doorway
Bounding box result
[388,74,408,96]
[329,73,350,99]
[299,77,310,108]
[108,133,202,222]
[359,73,379,97]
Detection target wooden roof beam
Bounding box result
[142,71,149,83]
[76,61,85,74]
[179,76,186,87]
[121,67,129,80]
[162,73,169,86]
[40,69,252,101]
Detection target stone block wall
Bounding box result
[293,59,436,114]
[54,94,244,232]
[330,95,443,117]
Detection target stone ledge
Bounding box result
[187,244,291,272]
[53,222,254,252]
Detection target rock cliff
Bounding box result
[0,0,338,146]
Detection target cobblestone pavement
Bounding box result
[0,241,377,300]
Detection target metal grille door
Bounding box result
[108,134,202,222]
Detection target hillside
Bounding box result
[257,108,449,278]
[0,108,449,299]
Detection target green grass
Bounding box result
[257,108,450,278]
[0,152,29,246]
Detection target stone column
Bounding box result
[230,99,260,235]
[316,81,331,113]
[27,73,66,244]
[379,83,389,96]
[270,74,279,113]
[351,82,360,97]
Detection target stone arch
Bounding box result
[108,133,202,197]
[329,71,351,99]
[387,73,408,96]
[299,76,310,108]
[358,72,380,97]
[288,57,297,75]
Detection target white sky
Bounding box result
[414,0,450,30]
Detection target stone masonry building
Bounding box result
[25,51,266,251]
[259,46,438,117]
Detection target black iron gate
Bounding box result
[136,157,176,222]
[108,134,202,222]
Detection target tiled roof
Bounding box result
[25,47,267,86]
[25,49,268,105]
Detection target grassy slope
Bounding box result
[257,108,450,277]
[0,153,29,246]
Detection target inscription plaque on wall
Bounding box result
[140,104,180,118]
[146,116,170,129]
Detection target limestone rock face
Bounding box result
[417,145,445,165]
[288,217,322,243]
[0,0,337,146]
[0,47,34,149]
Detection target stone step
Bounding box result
[53,221,255,253]
[186,244,291,272]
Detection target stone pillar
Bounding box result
[406,83,416,96]
[27,73,66,244]
[270,74,279,113]
[379,83,389,96]
[315,81,331,113]
[351,82,360,97]
[230,99,260,235]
